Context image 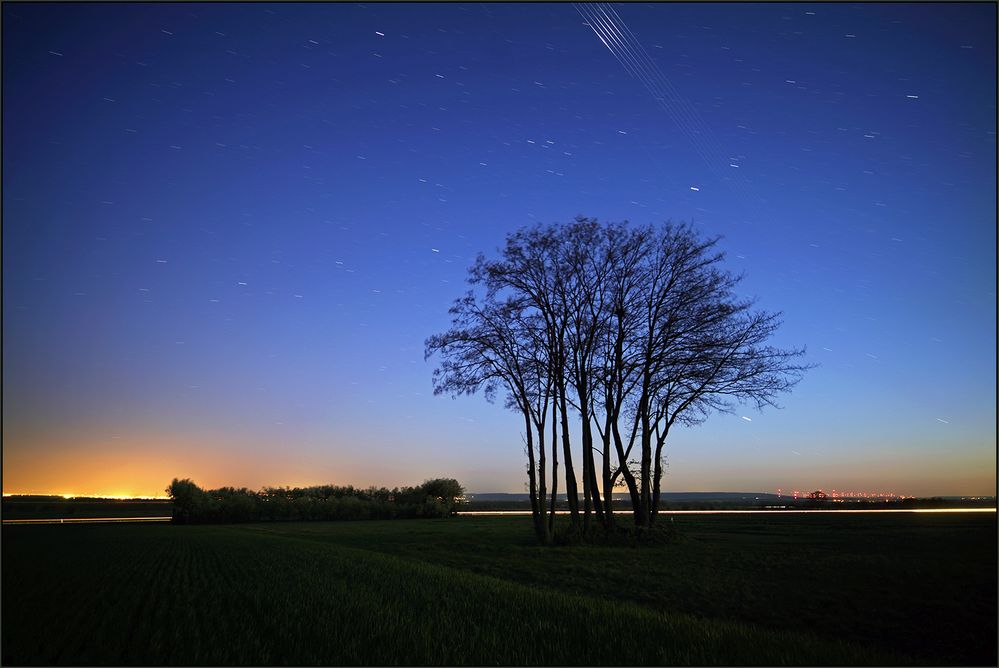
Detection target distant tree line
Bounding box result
[167,478,464,524]
[426,217,810,543]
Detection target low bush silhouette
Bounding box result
[167,478,464,524]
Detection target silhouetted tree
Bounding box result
[425,283,556,542]
[618,224,811,526]
[426,217,811,540]
[167,478,208,523]
[421,478,466,514]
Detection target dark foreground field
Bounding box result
[3,513,995,665]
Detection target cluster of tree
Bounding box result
[166,478,464,524]
[426,217,809,543]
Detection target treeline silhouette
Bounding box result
[167,478,464,524]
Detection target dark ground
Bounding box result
[2,512,995,665]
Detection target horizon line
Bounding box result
[4,491,996,501]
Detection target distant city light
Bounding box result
[786,488,911,500]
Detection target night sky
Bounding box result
[3,3,995,498]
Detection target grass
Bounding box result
[2,513,995,665]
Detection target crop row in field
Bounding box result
[2,520,913,666]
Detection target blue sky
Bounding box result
[3,2,995,496]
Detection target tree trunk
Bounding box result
[548,399,559,536]
[638,379,653,528]
[536,410,549,540]
[522,408,548,543]
[650,433,667,526]
[558,383,580,528]
[639,437,652,528]
[611,419,641,524]
[582,427,592,532]
[579,382,605,525]
[602,411,615,527]
[583,420,605,526]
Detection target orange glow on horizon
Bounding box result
[2,427,483,498]
[4,427,995,499]
[1,429,371,498]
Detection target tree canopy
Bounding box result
[426,217,811,543]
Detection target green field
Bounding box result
[2,513,995,665]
